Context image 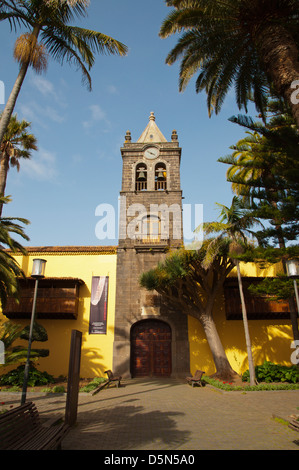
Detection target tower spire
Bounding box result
[137,112,167,143]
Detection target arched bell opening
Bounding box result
[135,163,147,191]
[155,163,167,191]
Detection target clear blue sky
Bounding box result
[0,0,256,247]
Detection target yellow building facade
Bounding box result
[0,246,117,379]
[0,247,295,379]
[189,262,294,376]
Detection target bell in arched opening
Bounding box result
[136,164,147,191]
[155,164,167,190]
[157,169,165,180]
[137,169,146,181]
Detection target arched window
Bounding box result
[155,163,167,190]
[141,215,161,242]
[135,163,147,191]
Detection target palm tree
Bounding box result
[0,320,49,369]
[202,197,262,385]
[0,0,127,146]
[160,1,299,127]
[0,321,28,368]
[0,113,37,216]
[0,196,29,308]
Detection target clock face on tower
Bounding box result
[144,146,159,160]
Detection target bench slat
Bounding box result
[15,424,70,450]
[0,402,70,450]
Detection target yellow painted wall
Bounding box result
[188,262,295,376]
[1,252,295,380]
[0,248,117,379]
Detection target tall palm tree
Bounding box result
[0,113,37,216]
[160,0,299,127]
[202,197,262,385]
[0,196,29,308]
[0,0,127,146]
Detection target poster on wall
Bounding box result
[89,276,109,334]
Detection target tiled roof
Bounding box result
[11,246,117,254]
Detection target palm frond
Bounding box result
[160,0,299,118]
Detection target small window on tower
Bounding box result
[155,163,167,190]
[136,163,147,191]
[141,215,161,242]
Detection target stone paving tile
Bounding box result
[1,378,299,451]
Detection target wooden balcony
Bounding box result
[224,277,291,320]
[3,277,85,320]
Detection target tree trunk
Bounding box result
[255,24,299,128]
[236,259,256,386]
[0,153,9,216]
[199,310,238,380]
[280,260,299,344]
[0,61,29,149]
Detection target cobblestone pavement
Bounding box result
[1,378,299,451]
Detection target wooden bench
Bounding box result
[186,370,205,387]
[92,369,122,396]
[0,402,70,450]
[105,369,122,388]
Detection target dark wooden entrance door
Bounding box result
[131,320,172,377]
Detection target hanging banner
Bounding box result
[89,276,109,334]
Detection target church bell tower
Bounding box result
[113,113,190,378]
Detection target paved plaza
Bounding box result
[1,378,299,451]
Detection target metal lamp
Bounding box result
[21,259,47,405]
[31,258,47,278]
[286,258,299,315]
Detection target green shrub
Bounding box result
[203,375,299,391]
[242,361,299,384]
[0,365,54,387]
[80,377,107,392]
[52,385,66,393]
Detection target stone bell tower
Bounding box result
[113,112,190,378]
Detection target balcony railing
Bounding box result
[135,181,147,191]
[155,180,167,191]
[133,236,169,246]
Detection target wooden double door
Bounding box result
[131,320,172,377]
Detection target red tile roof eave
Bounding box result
[6,245,118,254]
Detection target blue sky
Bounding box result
[0,0,256,247]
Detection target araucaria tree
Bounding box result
[160,0,299,127]
[0,0,128,146]
[219,100,299,344]
[219,99,299,248]
[140,243,239,381]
